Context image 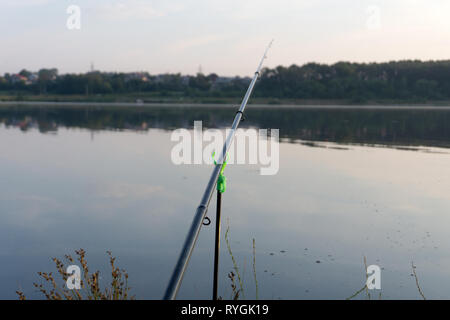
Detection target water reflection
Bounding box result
[1,104,450,149]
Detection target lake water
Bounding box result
[0,104,450,299]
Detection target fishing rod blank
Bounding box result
[163,41,273,300]
[213,182,223,300]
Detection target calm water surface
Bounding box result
[0,104,449,299]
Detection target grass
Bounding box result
[16,249,134,300]
[411,261,426,300]
[252,238,259,300]
[224,222,245,300]
[223,220,259,300]
[347,256,427,300]
[346,256,374,300]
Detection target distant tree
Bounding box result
[415,79,438,99]
[38,68,58,94]
[19,69,32,78]
[56,74,88,94]
[189,73,211,91]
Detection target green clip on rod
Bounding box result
[163,40,273,300]
[213,151,227,194]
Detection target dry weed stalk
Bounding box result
[16,249,134,300]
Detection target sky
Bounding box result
[1,0,450,76]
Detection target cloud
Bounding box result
[98,0,164,21]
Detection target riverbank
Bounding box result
[1,100,450,110]
[2,93,450,107]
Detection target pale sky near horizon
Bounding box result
[1,0,450,76]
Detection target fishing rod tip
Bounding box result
[263,40,274,60]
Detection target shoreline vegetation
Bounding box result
[3,60,450,107]
[2,94,450,107]
[1,100,450,110]
[17,249,134,300]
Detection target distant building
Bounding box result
[10,74,28,84]
[28,73,38,84]
[125,72,149,82]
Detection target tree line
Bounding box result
[255,60,450,102]
[2,60,450,102]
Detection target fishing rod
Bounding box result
[163,40,273,300]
